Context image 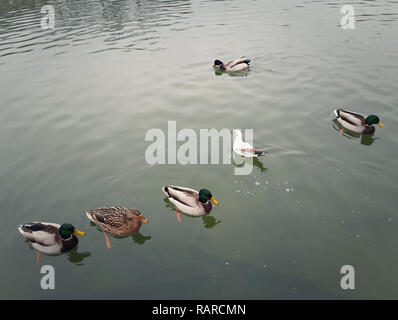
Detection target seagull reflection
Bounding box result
[232,153,268,174]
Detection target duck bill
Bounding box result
[377,122,384,128]
[73,230,85,236]
[139,216,148,223]
[210,197,218,205]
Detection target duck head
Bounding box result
[127,209,148,224]
[365,115,384,128]
[59,223,85,239]
[213,59,225,71]
[199,189,218,205]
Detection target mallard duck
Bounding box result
[86,206,148,248]
[213,56,251,72]
[18,222,85,261]
[162,185,218,222]
[233,129,265,157]
[334,109,384,134]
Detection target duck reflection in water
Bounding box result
[214,69,250,77]
[202,215,221,229]
[108,231,152,245]
[67,248,91,266]
[89,221,152,246]
[163,198,221,229]
[333,120,378,146]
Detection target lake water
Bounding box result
[1,0,397,299]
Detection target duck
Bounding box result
[86,206,148,248]
[162,185,218,222]
[213,56,251,72]
[334,109,384,134]
[233,129,265,157]
[18,222,85,261]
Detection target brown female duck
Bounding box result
[86,206,148,248]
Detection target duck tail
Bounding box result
[85,210,94,222]
[255,150,266,156]
[243,59,251,65]
[162,186,171,197]
[18,225,25,235]
[334,109,340,118]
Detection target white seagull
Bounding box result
[233,129,265,158]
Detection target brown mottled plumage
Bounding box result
[86,207,148,236]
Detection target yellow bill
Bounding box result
[74,229,85,236]
[210,197,218,205]
[377,122,384,128]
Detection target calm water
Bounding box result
[1,0,398,299]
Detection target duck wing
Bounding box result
[18,222,60,246]
[336,109,365,127]
[162,185,199,208]
[18,222,64,255]
[226,56,251,68]
[86,207,129,232]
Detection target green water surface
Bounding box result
[0,0,397,299]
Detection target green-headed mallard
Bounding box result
[18,222,85,261]
[86,206,148,248]
[162,185,218,222]
[213,56,251,72]
[334,109,384,134]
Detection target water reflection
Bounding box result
[0,0,193,57]
[23,240,91,265]
[214,69,250,77]
[110,231,152,245]
[132,232,151,245]
[67,248,91,266]
[163,197,221,228]
[88,221,151,245]
[232,153,268,174]
[202,215,221,229]
[332,120,378,146]
[163,197,176,212]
